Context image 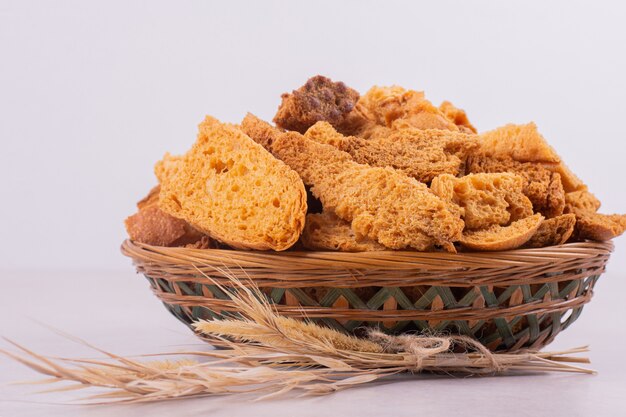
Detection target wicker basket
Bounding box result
[121,240,613,352]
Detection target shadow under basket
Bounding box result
[121,240,613,352]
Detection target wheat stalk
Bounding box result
[0,269,594,404]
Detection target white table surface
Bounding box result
[1,268,625,417]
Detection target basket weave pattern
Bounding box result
[122,240,613,351]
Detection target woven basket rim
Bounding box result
[122,239,615,288]
[121,239,614,268]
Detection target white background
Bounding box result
[1,1,625,416]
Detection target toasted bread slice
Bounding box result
[244,115,465,250]
[357,85,459,131]
[430,173,534,230]
[467,155,565,218]
[241,113,283,151]
[439,100,477,133]
[545,162,586,192]
[524,214,576,248]
[156,116,307,251]
[273,75,360,133]
[301,212,387,252]
[154,154,183,184]
[564,190,601,215]
[460,214,544,251]
[125,186,210,247]
[305,122,479,183]
[479,123,560,163]
[561,190,625,241]
[136,185,160,209]
[477,123,585,192]
[125,206,206,247]
[250,125,463,251]
[575,212,626,241]
[303,121,347,147]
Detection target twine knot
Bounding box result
[367,330,502,373]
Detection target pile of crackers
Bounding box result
[125,76,626,252]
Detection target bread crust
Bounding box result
[301,212,387,252]
[524,214,576,248]
[265,130,464,251]
[157,116,307,251]
[273,75,360,133]
[305,122,479,183]
[430,173,534,230]
[460,214,544,251]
